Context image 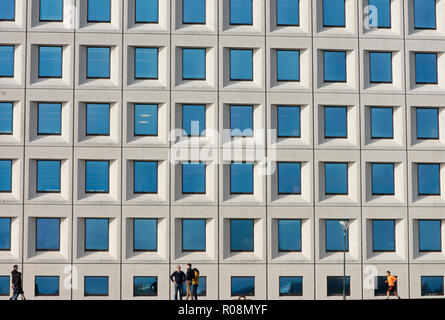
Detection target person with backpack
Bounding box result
[170,265,186,300]
[192,268,200,300]
[10,265,25,300]
[184,263,195,300]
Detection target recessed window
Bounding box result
[230,219,254,252]
[416,108,439,139]
[372,219,395,252]
[37,103,61,135]
[182,48,206,80]
[0,276,9,296]
[182,219,206,251]
[279,276,302,296]
[374,276,397,296]
[0,0,15,21]
[277,106,300,138]
[87,0,111,23]
[182,162,206,194]
[230,105,253,137]
[371,163,394,195]
[0,160,12,193]
[183,0,205,24]
[86,103,110,136]
[0,46,14,78]
[276,0,299,26]
[85,218,109,251]
[323,51,346,82]
[85,160,109,193]
[370,107,393,139]
[133,218,157,251]
[368,0,391,28]
[0,218,11,250]
[135,0,158,23]
[277,50,300,81]
[421,276,444,296]
[414,0,436,29]
[84,276,109,296]
[133,276,158,296]
[231,277,255,296]
[323,0,345,27]
[419,220,441,252]
[230,162,254,194]
[229,0,252,25]
[0,102,13,135]
[278,162,301,195]
[134,48,158,79]
[415,53,437,84]
[417,163,440,196]
[38,46,62,78]
[182,104,205,136]
[327,276,350,296]
[40,0,63,22]
[134,104,158,136]
[87,47,110,79]
[134,161,157,194]
[35,276,59,296]
[325,163,348,195]
[325,219,349,252]
[37,160,61,193]
[369,52,392,83]
[278,219,301,251]
[181,276,207,296]
[230,49,253,81]
[36,218,60,251]
[324,106,347,138]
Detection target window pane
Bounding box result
[372,220,395,251]
[86,103,110,135]
[182,104,205,136]
[279,277,302,296]
[419,220,441,252]
[182,162,205,193]
[134,104,158,136]
[230,0,252,25]
[134,276,157,296]
[230,49,253,81]
[369,52,392,83]
[35,276,59,296]
[38,103,61,135]
[0,276,9,295]
[0,46,14,77]
[230,163,253,194]
[414,0,436,29]
[0,102,13,134]
[323,0,345,27]
[135,48,158,79]
[371,107,393,139]
[39,46,62,78]
[417,108,439,139]
[36,218,60,251]
[421,276,444,296]
[133,218,157,251]
[135,0,158,23]
[183,0,205,24]
[230,105,253,137]
[0,160,12,192]
[87,47,110,78]
[415,53,437,84]
[230,219,254,251]
[0,218,11,250]
[85,218,109,251]
[278,162,301,194]
[278,219,301,251]
[325,163,348,195]
[277,0,299,26]
[324,106,347,138]
[88,0,111,22]
[182,219,206,251]
[84,276,109,296]
[277,106,300,137]
[0,0,15,21]
[37,160,61,193]
[134,161,157,193]
[368,0,391,28]
[85,161,109,193]
[40,0,63,21]
[323,51,346,82]
[231,277,255,296]
[182,48,206,80]
[418,163,440,195]
[327,276,350,296]
[371,163,394,195]
[277,50,300,81]
[326,220,348,251]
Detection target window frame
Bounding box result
[84,276,109,297]
[134,0,159,24]
[0,159,13,193]
[34,275,60,297]
[133,218,158,252]
[86,46,111,80]
[133,103,158,137]
[417,163,441,196]
[181,218,206,252]
[323,50,347,83]
[0,217,12,251]
[322,0,346,28]
[84,218,110,252]
[133,160,158,194]
[0,0,15,22]
[413,0,437,30]
[37,102,62,136]
[276,49,300,82]
[229,219,254,252]
[416,107,439,140]
[369,51,393,84]
[277,219,302,252]
[85,103,110,137]
[230,276,255,297]
[325,219,349,252]
[276,0,300,27]
[87,0,111,23]
[324,162,349,196]
[229,0,253,26]
[84,160,110,194]
[277,162,302,195]
[0,45,15,78]
[182,48,207,81]
[370,106,394,139]
[36,159,61,194]
[134,47,159,80]
[39,0,64,22]
[133,276,158,297]
[372,219,396,253]
[229,162,254,195]
[229,48,254,81]
[35,217,61,252]
[182,0,206,25]
[418,219,442,253]
[181,162,206,194]
[278,276,303,296]
[370,162,395,196]
[0,102,14,135]
[415,52,438,85]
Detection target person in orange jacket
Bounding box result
[385,271,401,299]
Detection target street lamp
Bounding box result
[338,220,350,300]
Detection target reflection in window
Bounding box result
[276,0,299,26]
[278,162,301,195]
[87,0,111,22]
[370,107,393,139]
[134,104,158,136]
[87,47,110,79]
[323,0,345,27]
[40,0,63,21]
[369,52,392,83]
[325,163,348,195]
[182,162,206,194]
[38,103,61,135]
[86,103,110,136]
[37,160,61,193]
[134,161,157,193]
[134,48,158,79]
[230,105,253,137]
[0,46,14,77]
[230,219,254,252]
[84,276,109,296]
[230,163,254,194]
[135,0,158,23]
[36,218,60,251]
[417,163,440,196]
[371,163,394,195]
[0,160,12,192]
[415,53,437,84]
[277,50,300,81]
[133,218,157,251]
[414,0,436,29]
[182,104,205,136]
[181,276,207,296]
[0,276,9,296]
[0,218,11,250]
[183,0,205,24]
[279,276,303,296]
[35,276,59,296]
[230,49,253,81]
[182,219,206,251]
[419,220,441,252]
[0,0,15,21]
[85,161,109,193]
[324,106,347,138]
[368,0,391,28]
[133,276,158,296]
[85,218,109,251]
[278,219,301,251]
[325,219,349,252]
[0,102,13,134]
[416,108,439,139]
[231,277,255,296]
[277,106,300,138]
[372,220,395,251]
[323,51,346,82]
[327,276,350,296]
[421,276,444,296]
[182,48,206,80]
[230,0,252,25]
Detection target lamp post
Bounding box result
[338,220,350,300]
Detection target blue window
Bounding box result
[278,219,301,251]
[370,107,393,139]
[369,52,392,83]
[181,276,207,296]
[38,46,62,78]
[368,0,391,28]
[0,218,11,250]
[134,104,158,136]
[231,277,255,296]
[325,219,349,252]
[135,0,158,23]
[183,104,205,136]
[417,163,440,195]
[134,48,158,79]
[278,162,301,194]
[416,108,439,139]
[84,276,109,296]
[133,276,158,296]
[0,160,12,192]
[230,49,253,81]
[0,276,9,296]
[324,106,347,138]
[327,276,350,296]
[230,162,254,194]
[36,218,60,251]
[182,48,206,80]
[323,51,346,82]
[35,276,59,296]
[277,50,300,81]
[279,276,303,296]
[325,163,348,195]
[182,219,206,251]
[0,0,15,21]
[277,106,300,138]
[87,47,110,79]
[276,0,299,26]
[372,220,395,251]
[419,220,441,252]
[421,276,444,296]
[230,219,254,252]
[0,102,13,134]
[134,161,157,193]
[0,46,14,77]
[87,0,111,22]
[230,105,253,137]
[37,160,61,193]
[371,163,394,195]
[230,0,252,25]
[415,53,437,84]
[133,218,157,251]
[86,103,110,136]
[38,103,61,135]
[85,218,109,251]
[85,160,109,193]
[182,162,206,194]
[183,0,205,24]
[323,0,345,27]
[40,0,63,21]
[414,0,436,29]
